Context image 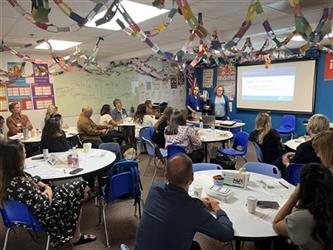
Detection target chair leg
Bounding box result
[2,228,10,250]
[151,167,157,185]
[45,235,50,250]
[102,203,110,248]
[143,157,152,176]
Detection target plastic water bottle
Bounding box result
[72,148,79,168]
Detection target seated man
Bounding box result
[77,106,123,147]
[111,99,127,122]
[6,102,33,136]
[135,154,234,250]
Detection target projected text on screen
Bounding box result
[242,67,296,101]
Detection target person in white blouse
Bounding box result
[134,103,157,137]
[99,104,121,127]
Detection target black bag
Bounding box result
[210,155,236,170]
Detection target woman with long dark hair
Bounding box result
[273,163,333,249]
[99,104,120,127]
[0,140,96,248]
[134,103,157,137]
[40,115,71,152]
[151,107,173,148]
[165,111,204,163]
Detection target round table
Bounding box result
[191,170,295,248]
[9,127,78,143]
[187,120,246,130]
[198,128,233,162]
[25,148,116,181]
[284,136,310,151]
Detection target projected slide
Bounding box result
[242,67,296,101]
[236,60,316,113]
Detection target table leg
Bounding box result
[204,143,208,162]
[235,239,241,250]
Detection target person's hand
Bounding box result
[42,185,53,201]
[282,152,294,166]
[200,197,211,210]
[102,129,108,135]
[208,197,221,213]
[26,121,33,130]
[203,105,210,110]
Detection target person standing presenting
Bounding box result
[186,86,203,119]
[209,85,230,120]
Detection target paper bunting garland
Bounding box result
[145,8,178,37]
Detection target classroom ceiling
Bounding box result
[0,0,332,61]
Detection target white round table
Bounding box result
[191,170,295,246]
[9,127,78,143]
[198,128,233,162]
[187,120,245,130]
[284,136,310,151]
[25,148,116,180]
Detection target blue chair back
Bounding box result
[99,142,122,161]
[142,138,156,157]
[232,131,249,153]
[105,160,142,203]
[139,127,155,141]
[287,163,303,185]
[193,163,222,172]
[230,119,242,134]
[0,200,44,231]
[167,144,186,159]
[252,142,263,162]
[120,244,130,250]
[244,162,281,178]
[279,115,296,131]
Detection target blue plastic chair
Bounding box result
[139,127,155,141]
[244,162,281,178]
[287,163,303,185]
[252,142,263,162]
[99,142,122,161]
[276,115,296,139]
[142,138,167,183]
[102,160,143,248]
[167,144,186,159]
[193,163,222,172]
[230,119,242,134]
[120,244,130,250]
[218,131,249,162]
[0,200,50,250]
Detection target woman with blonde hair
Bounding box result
[249,112,283,164]
[44,104,58,122]
[209,85,229,120]
[313,130,333,170]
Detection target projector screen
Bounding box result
[236,60,316,113]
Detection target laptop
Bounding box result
[202,115,216,127]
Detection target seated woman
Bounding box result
[313,130,333,171]
[44,104,58,122]
[152,107,173,148]
[273,163,333,249]
[145,100,155,117]
[164,111,204,163]
[0,140,96,248]
[249,112,284,164]
[99,104,121,127]
[274,114,329,178]
[40,115,72,152]
[134,104,157,137]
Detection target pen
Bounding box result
[279,181,289,189]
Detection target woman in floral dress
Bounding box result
[0,140,96,248]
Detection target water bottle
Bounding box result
[72,148,79,168]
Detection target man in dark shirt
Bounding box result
[135,154,234,250]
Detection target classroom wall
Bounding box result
[0,53,186,134]
[193,52,333,135]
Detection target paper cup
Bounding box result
[83,142,92,152]
[193,185,203,198]
[43,149,49,160]
[247,196,257,214]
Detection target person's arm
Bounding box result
[187,105,195,113]
[188,127,202,147]
[272,186,300,236]
[24,116,33,130]
[6,117,20,135]
[224,95,230,118]
[196,198,234,242]
[78,121,106,136]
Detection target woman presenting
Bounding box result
[209,85,230,120]
[186,86,203,118]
